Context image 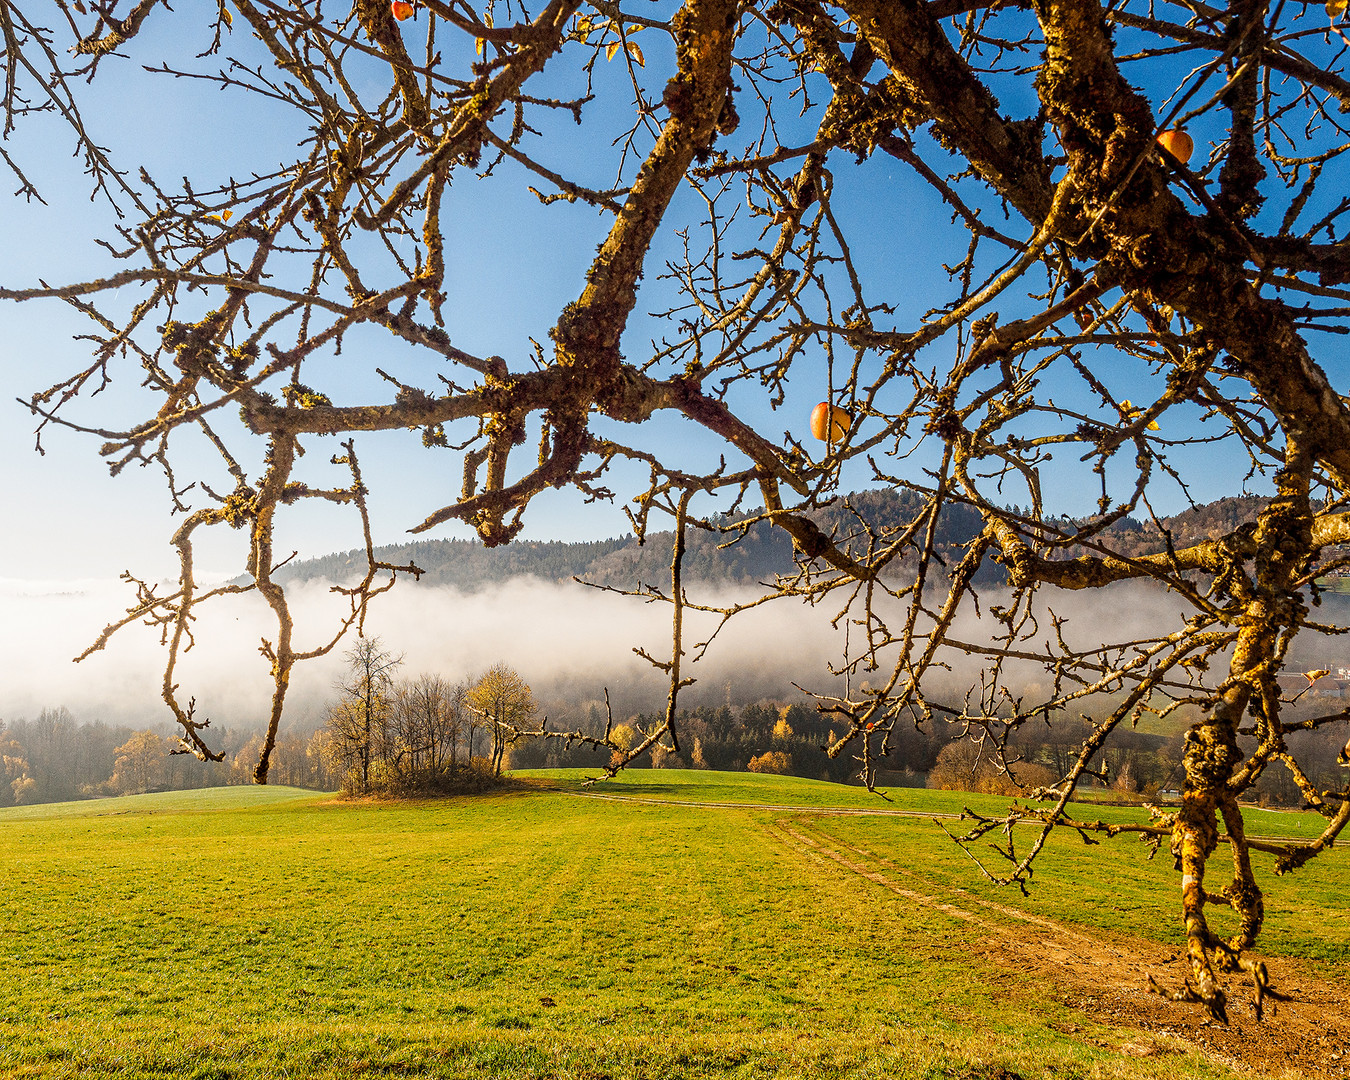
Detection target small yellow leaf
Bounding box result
[1306,668,1331,683]
[476,36,485,54]
[221,209,234,222]
[626,40,644,66]
[605,40,621,60]
[1146,419,1160,431]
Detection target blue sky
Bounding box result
[0,6,921,580]
[11,0,1350,740]
[0,3,1316,589]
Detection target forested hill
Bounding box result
[275,487,984,589]
[1091,494,1272,558]
[274,515,801,589]
[275,491,1272,591]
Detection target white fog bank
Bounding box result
[3,572,1280,733]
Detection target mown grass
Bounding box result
[809,804,1350,971]
[520,766,1335,839]
[530,769,1349,967]
[1,774,1342,1079]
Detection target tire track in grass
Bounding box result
[557,782,1350,1077]
[779,819,1099,945]
[767,819,1010,935]
[767,816,1145,980]
[766,815,1350,1080]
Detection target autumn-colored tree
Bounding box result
[468,664,536,777]
[608,723,637,753]
[108,730,170,796]
[927,738,1057,798]
[747,750,791,775]
[0,725,35,807]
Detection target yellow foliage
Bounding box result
[927,739,1057,796]
[747,750,791,775]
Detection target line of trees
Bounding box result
[0,708,216,805]
[925,715,1349,807]
[509,700,940,785]
[509,695,1347,809]
[9,683,1343,809]
[0,707,342,808]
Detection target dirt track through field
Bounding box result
[564,786,1349,1075]
[565,788,1312,844]
[768,815,1350,1080]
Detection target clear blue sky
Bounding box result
[0,5,1295,588]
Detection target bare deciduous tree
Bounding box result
[390,673,468,787]
[319,637,403,794]
[6,0,1350,1020]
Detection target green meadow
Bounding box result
[1,771,1344,1079]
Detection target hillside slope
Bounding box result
[275,490,1272,590]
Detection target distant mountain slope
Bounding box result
[1090,495,1272,558]
[274,491,1275,590]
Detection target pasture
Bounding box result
[1,772,1346,1079]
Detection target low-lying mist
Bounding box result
[8,571,1343,737]
[4,574,857,731]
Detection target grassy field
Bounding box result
[1,772,1344,1079]
[520,766,1340,840]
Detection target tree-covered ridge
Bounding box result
[276,491,1271,589]
[1095,495,1273,558]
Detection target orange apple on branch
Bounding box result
[810,401,851,443]
[1156,128,1194,165]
